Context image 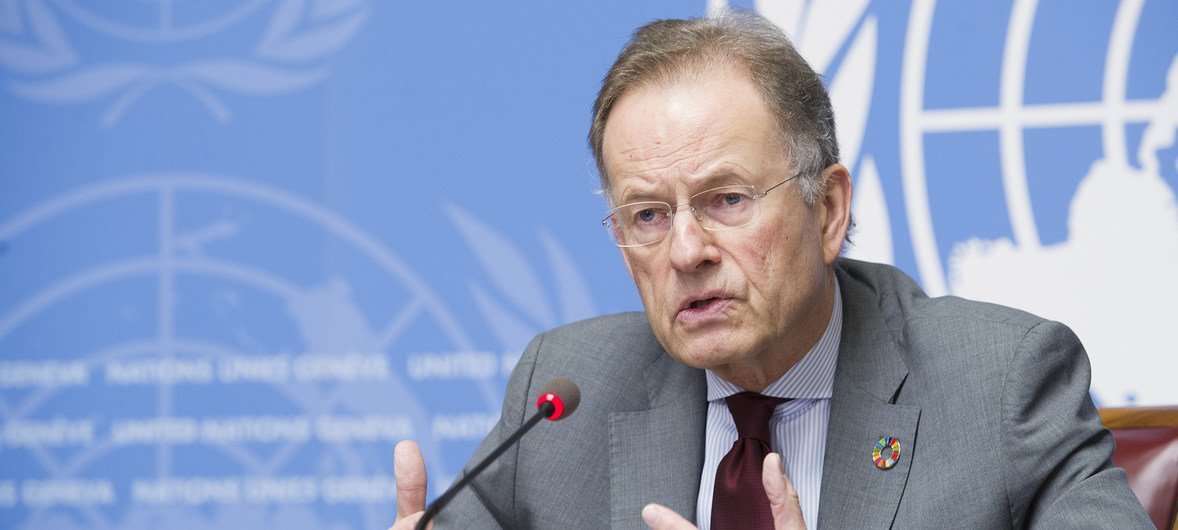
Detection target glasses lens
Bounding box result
[606,202,671,247]
[694,186,758,229]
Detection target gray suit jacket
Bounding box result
[435,259,1150,528]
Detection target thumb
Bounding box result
[394,440,428,521]
[762,453,806,529]
[642,503,699,529]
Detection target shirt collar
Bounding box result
[705,278,842,401]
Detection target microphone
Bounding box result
[416,378,580,529]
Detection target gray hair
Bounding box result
[589,11,839,206]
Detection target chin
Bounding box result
[658,321,748,368]
[669,344,741,371]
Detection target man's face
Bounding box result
[601,66,848,388]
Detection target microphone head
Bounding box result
[535,378,580,421]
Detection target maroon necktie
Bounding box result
[711,392,789,530]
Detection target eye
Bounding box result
[721,192,745,206]
[634,206,667,224]
[707,190,752,209]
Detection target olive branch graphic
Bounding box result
[0,0,368,125]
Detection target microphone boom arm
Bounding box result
[415,401,555,530]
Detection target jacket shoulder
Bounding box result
[837,257,1048,333]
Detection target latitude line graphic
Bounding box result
[920,100,1162,131]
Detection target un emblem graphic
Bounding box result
[898,0,1177,406]
[0,0,368,125]
[0,174,523,529]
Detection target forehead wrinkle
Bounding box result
[613,110,714,163]
[603,70,778,204]
[608,120,734,183]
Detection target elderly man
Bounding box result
[392,11,1150,529]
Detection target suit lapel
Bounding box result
[609,353,707,528]
[818,263,921,529]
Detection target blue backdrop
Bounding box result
[2,1,1176,528]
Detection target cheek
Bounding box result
[732,220,822,302]
[626,259,669,307]
[753,211,823,266]
[737,224,798,275]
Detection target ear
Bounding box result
[818,163,853,266]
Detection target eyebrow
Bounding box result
[615,189,661,205]
[615,171,751,205]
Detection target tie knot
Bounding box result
[725,392,788,443]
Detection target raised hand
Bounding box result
[642,453,805,530]
[760,453,806,529]
[389,440,429,530]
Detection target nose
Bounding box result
[667,206,720,272]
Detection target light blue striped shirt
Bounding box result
[695,280,842,530]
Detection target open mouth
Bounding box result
[689,297,719,310]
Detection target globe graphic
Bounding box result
[0,175,500,529]
[900,0,1178,405]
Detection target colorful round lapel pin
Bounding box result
[872,436,901,470]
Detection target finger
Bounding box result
[641,503,698,529]
[762,453,806,529]
[394,440,428,521]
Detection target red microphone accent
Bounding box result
[536,377,580,421]
[536,392,565,420]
